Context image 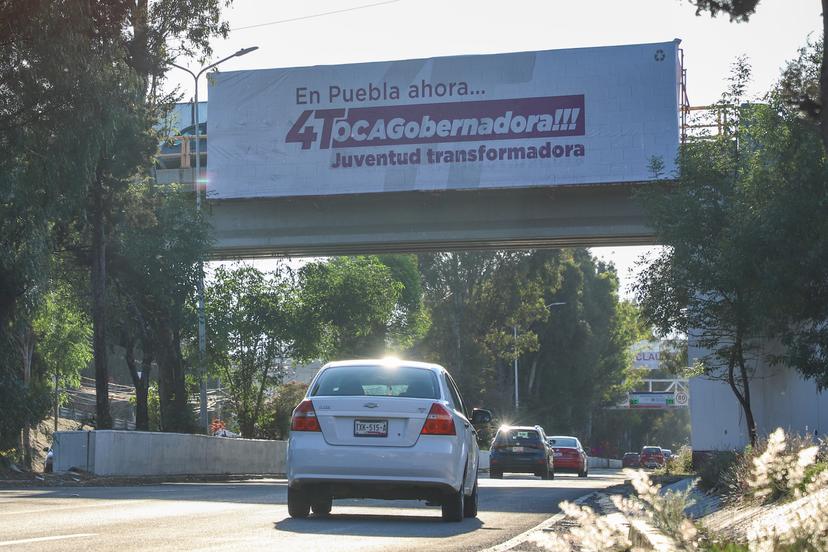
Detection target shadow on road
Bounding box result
[273,512,483,537]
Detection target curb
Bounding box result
[482,491,597,552]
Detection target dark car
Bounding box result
[547,436,589,477]
[489,425,554,479]
[640,446,665,468]
[622,452,640,468]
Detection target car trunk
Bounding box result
[311,396,436,447]
[552,446,580,459]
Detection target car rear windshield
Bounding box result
[495,429,542,445]
[548,437,578,447]
[642,447,661,454]
[310,366,440,399]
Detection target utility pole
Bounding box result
[169,46,258,432]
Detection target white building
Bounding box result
[689,338,828,452]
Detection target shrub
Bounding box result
[674,444,694,474]
[697,450,739,492]
[258,382,308,440]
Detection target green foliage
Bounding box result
[0,331,51,452]
[299,256,405,359]
[206,263,300,437]
[800,461,828,494]
[258,382,309,440]
[688,0,760,21]
[0,0,234,441]
[697,450,739,492]
[416,249,640,440]
[108,182,211,432]
[32,284,92,390]
[634,55,828,444]
[377,254,431,351]
[673,445,694,475]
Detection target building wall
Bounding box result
[690,338,828,451]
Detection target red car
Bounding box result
[547,436,588,477]
[639,446,665,468]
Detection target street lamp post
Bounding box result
[168,46,258,431]
[513,301,566,410]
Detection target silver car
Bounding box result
[287,359,491,522]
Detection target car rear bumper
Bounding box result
[553,458,584,471]
[288,432,465,493]
[489,454,550,473]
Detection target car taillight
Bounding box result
[420,403,456,435]
[290,399,320,432]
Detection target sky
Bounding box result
[170,0,823,298]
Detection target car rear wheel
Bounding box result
[442,484,465,522]
[311,496,332,516]
[463,478,479,518]
[287,487,311,518]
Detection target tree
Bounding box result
[377,254,431,351]
[206,264,306,438]
[742,49,828,387]
[636,60,828,444]
[298,256,405,359]
[687,0,828,152]
[258,382,309,440]
[109,182,211,432]
[416,249,638,434]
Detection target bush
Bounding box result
[258,382,308,440]
[723,430,821,503]
[697,450,739,492]
[673,444,693,474]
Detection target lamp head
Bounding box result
[235,46,259,58]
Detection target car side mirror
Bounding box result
[470,408,492,425]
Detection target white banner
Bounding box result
[208,41,681,199]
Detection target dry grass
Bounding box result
[531,428,828,551]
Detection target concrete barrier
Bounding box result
[588,457,623,469]
[53,430,286,476]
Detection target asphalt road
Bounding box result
[0,470,625,551]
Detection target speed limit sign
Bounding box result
[674,391,689,406]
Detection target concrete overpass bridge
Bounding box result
[156,163,656,259]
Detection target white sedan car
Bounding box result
[287,359,492,522]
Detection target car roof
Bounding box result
[322,359,446,373]
[547,435,579,440]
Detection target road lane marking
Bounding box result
[0,533,97,547]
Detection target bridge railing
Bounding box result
[156,134,208,170]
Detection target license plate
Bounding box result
[511,446,525,453]
[554,451,562,457]
[354,419,388,437]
